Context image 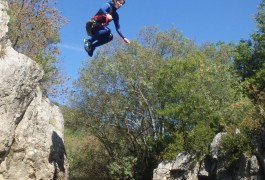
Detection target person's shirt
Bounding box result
[95,2,125,39]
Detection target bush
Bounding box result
[220,132,253,172]
[186,122,216,156]
[162,133,184,160]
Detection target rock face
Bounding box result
[0,1,68,180]
[0,2,8,40]
[153,132,265,180]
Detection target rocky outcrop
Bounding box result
[153,133,264,180]
[0,1,8,40]
[0,1,68,179]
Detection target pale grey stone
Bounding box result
[0,2,69,179]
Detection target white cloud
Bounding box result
[58,43,83,52]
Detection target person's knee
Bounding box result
[109,33,113,41]
[103,33,113,42]
[105,27,111,35]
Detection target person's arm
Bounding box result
[113,12,130,44]
[99,3,113,21]
[100,3,110,14]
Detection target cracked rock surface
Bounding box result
[0,1,69,179]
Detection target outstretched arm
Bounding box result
[113,12,130,44]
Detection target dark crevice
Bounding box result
[0,138,15,165]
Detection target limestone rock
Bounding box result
[0,1,9,40]
[153,133,265,180]
[153,161,173,180]
[0,1,68,179]
[210,132,227,160]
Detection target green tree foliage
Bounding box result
[214,1,265,171]
[234,0,265,103]
[72,27,197,178]
[155,42,252,157]
[7,0,68,97]
[233,0,265,145]
[62,106,110,179]
[68,26,253,179]
[220,132,253,173]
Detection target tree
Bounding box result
[70,26,252,179]
[155,42,251,157]
[72,27,197,178]
[233,1,265,142]
[62,106,110,179]
[234,0,265,103]
[7,0,68,97]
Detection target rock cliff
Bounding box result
[153,132,265,180]
[0,1,68,179]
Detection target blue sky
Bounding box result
[57,0,261,85]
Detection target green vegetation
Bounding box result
[62,106,110,179]
[64,4,265,177]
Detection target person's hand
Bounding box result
[124,38,130,45]
[106,14,113,21]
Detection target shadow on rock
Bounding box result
[49,131,67,176]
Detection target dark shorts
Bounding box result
[86,20,105,36]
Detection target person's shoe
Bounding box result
[88,46,95,57]
[87,46,95,57]
[84,39,90,50]
[84,39,90,46]
[84,39,95,57]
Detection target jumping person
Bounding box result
[84,0,130,57]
